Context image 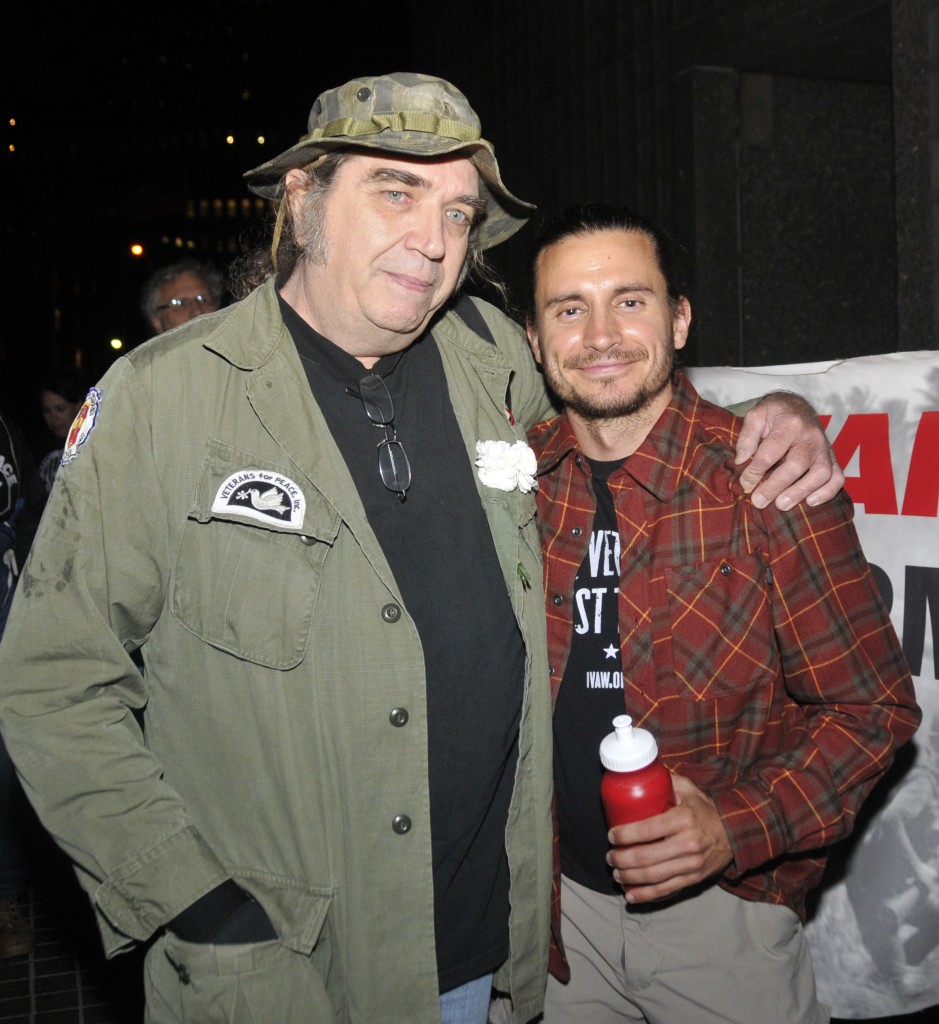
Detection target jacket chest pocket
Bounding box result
[661,552,777,702]
[171,442,341,669]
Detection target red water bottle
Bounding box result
[599,714,676,828]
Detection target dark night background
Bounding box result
[0,2,937,1022]
[2,0,936,454]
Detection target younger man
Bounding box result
[525,204,920,1023]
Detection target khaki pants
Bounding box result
[495,875,830,1024]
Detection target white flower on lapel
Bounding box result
[475,440,538,493]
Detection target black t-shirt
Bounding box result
[281,297,524,990]
[553,456,626,895]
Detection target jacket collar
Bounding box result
[202,278,288,370]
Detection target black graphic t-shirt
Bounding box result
[553,456,627,894]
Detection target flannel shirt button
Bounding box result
[552,594,564,606]
[392,815,412,834]
[571,526,582,537]
[299,535,316,546]
[720,562,731,576]
[389,707,409,727]
[381,603,402,623]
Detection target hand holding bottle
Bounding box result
[606,773,734,904]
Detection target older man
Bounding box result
[141,257,225,335]
[0,75,840,1024]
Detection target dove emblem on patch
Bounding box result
[238,486,289,514]
[212,469,306,529]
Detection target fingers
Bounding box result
[735,405,809,498]
[732,413,766,469]
[735,399,841,510]
[606,782,733,903]
[606,814,699,898]
[616,853,705,904]
[802,457,846,507]
[745,440,843,507]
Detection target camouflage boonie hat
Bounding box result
[243,71,535,250]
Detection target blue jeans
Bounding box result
[439,973,493,1024]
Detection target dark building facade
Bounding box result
[2,0,936,433]
[408,0,937,368]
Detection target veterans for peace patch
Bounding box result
[62,388,103,465]
[211,469,306,529]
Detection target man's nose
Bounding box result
[407,206,446,260]
[583,309,619,350]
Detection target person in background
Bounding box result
[0,409,47,958]
[0,74,841,1024]
[141,257,226,336]
[36,371,87,492]
[516,203,920,1024]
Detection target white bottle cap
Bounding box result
[599,714,658,772]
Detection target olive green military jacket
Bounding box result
[0,280,555,1024]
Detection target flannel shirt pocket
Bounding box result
[663,552,777,701]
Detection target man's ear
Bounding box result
[283,169,309,225]
[672,296,692,351]
[525,320,543,365]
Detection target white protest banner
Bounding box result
[687,351,938,1019]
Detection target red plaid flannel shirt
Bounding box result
[529,372,920,982]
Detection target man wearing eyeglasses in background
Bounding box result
[141,257,225,335]
[0,73,843,1024]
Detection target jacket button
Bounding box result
[392,815,412,834]
[720,563,731,576]
[571,526,582,537]
[299,535,316,546]
[552,594,564,606]
[389,707,409,727]
[381,603,401,623]
[165,952,191,984]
